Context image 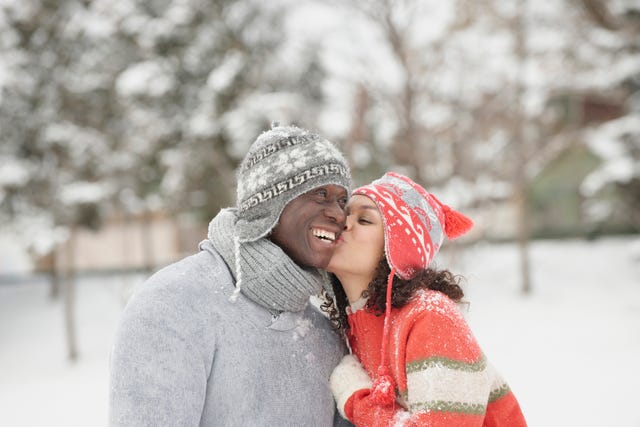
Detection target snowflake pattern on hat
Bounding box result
[235,124,351,242]
[353,172,470,280]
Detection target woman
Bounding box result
[324,172,526,426]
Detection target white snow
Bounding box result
[455,237,640,427]
[0,237,639,426]
[0,158,31,187]
[581,115,640,196]
[59,181,113,205]
[0,234,31,274]
[206,52,245,92]
[115,61,175,98]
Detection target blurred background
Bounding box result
[0,0,639,426]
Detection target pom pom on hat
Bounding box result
[442,205,474,239]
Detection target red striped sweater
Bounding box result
[338,289,527,426]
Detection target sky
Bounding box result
[1,236,639,426]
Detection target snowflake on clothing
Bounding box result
[245,162,270,193]
[273,147,308,175]
[318,144,343,162]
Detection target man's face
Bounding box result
[270,185,348,269]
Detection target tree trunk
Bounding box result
[48,248,60,299]
[514,183,532,294]
[63,227,78,361]
[140,210,155,275]
[513,0,533,294]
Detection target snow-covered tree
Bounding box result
[303,0,638,292]
[0,0,328,360]
[1,0,331,246]
[578,0,640,233]
[107,0,330,222]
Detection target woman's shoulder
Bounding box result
[410,288,457,308]
[394,289,475,350]
[397,289,461,322]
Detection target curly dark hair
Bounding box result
[320,259,465,335]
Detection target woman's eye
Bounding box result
[358,218,371,224]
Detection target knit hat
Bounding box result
[235,123,352,242]
[352,171,473,405]
[221,123,351,305]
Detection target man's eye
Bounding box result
[338,197,348,208]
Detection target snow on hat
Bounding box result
[235,123,352,242]
[352,171,473,405]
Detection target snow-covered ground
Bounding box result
[0,236,639,426]
[459,237,640,427]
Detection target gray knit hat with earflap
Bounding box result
[235,123,352,241]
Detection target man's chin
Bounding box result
[304,254,333,270]
[299,243,334,269]
[289,253,330,270]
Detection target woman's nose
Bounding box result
[343,215,355,231]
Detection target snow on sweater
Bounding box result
[109,240,351,426]
[343,289,527,426]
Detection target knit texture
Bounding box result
[236,123,351,242]
[334,289,527,426]
[208,208,327,312]
[109,240,349,426]
[352,172,472,280]
[352,172,474,407]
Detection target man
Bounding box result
[109,124,353,426]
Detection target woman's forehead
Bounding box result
[347,194,379,211]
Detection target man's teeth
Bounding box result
[312,229,336,241]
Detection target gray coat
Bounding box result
[109,240,350,426]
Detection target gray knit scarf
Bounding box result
[208,208,327,313]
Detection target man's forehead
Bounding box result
[305,184,348,195]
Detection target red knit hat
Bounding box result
[351,172,473,405]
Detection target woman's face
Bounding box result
[326,195,385,285]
